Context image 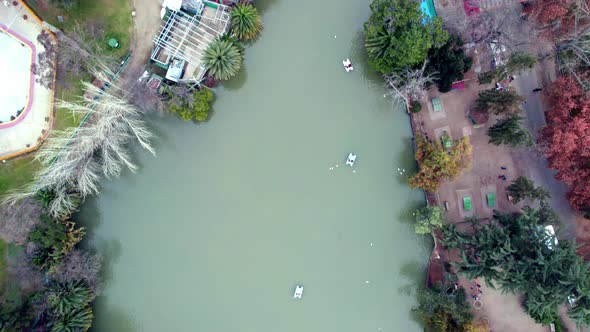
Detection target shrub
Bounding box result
[410,100,422,113]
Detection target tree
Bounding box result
[44,280,95,332]
[442,208,590,325]
[46,280,93,316]
[409,135,472,192]
[28,216,85,271]
[487,115,533,147]
[51,307,94,332]
[230,3,263,41]
[203,38,244,81]
[426,35,473,92]
[54,249,103,293]
[2,68,155,219]
[364,0,448,74]
[478,52,537,84]
[414,283,474,331]
[538,76,590,210]
[384,62,436,111]
[475,88,525,114]
[414,206,445,234]
[506,176,551,203]
[167,86,215,122]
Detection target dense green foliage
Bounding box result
[414,206,445,234]
[487,115,533,147]
[475,89,525,114]
[203,38,244,81]
[506,176,550,204]
[364,0,448,74]
[46,280,94,332]
[409,135,472,192]
[29,216,85,271]
[442,207,590,325]
[230,3,263,41]
[410,100,422,113]
[167,87,215,122]
[426,35,473,93]
[414,283,473,331]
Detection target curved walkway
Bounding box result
[0,2,54,159]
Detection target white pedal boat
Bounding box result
[293,285,303,299]
[343,58,353,72]
[346,153,357,166]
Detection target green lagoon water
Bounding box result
[80,0,431,330]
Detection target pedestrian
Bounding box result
[522,101,527,105]
[498,175,503,179]
[501,166,507,170]
[533,88,543,92]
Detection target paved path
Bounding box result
[512,69,577,239]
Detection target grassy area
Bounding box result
[0,0,134,196]
[24,0,133,57]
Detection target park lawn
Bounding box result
[24,0,133,57]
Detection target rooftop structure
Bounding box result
[151,1,231,83]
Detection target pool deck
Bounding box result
[0,1,54,160]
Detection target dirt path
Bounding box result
[126,0,162,77]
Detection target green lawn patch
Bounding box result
[24,0,133,58]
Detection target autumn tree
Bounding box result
[506,176,551,203]
[475,89,525,114]
[487,115,533,147]
[409,135,472,192]
[538,75,590,210]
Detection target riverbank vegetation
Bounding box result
[414,281,480,331]
[0,69,146,330]
[409,135,472,192]
[442,206,590,325]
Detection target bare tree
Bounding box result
[384,62,436,112]
[469,6,536,50]
[0,198,43,244]
[6,243,45,293]
[36,31,57,90]
[53,249,102,295]
[3,67,155,218]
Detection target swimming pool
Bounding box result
[420,0,437,18]
[0,25,33,124]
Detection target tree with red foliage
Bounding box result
[524,0,588,38]
[538,76,590,210]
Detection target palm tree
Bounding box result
[51,307,94,332]
[47,280,93,316]
[230,3,263,41]
[202,38,243,81]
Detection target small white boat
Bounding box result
[343,59,353,72]
[293,285,303,299]
[346,153,357,166]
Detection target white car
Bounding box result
[293,285,303,299]
[343,59,353,72]
[346,153,357,166]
